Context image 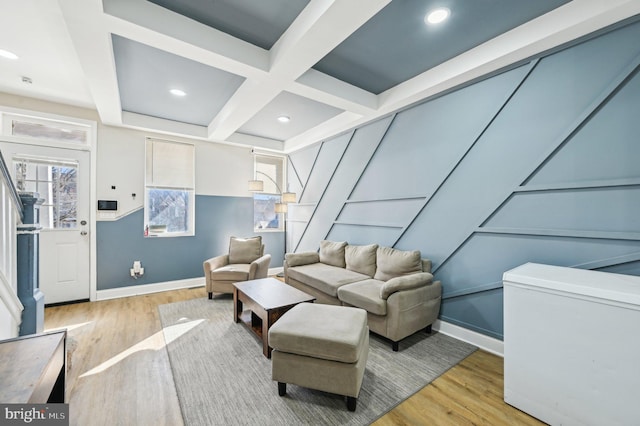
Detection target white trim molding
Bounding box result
[96,277,205,301]
[269,267,284,276]
[433,319,504,357]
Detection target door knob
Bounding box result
[81,231,88,236]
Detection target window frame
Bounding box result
[144,138,195,238]
[252,153,286,233]
[13,157,80,230]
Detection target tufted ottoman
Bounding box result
[268,303,369,411]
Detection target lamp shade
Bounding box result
[275,203,288,213]
[248,180,264,192]
[281,192,296,203]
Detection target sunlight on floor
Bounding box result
[79,318,205,378]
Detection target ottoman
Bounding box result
[268,303,369,411]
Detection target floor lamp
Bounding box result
[248,174,296,275]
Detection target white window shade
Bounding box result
[146,139,194,189]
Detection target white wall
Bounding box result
[96,124,254,220]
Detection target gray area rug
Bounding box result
[158,297,477,426]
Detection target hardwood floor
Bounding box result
[44,287,544,426]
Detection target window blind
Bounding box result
[146,139,194,189]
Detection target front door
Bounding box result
[2,142,91,304]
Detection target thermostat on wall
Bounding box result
[97,200,118,211]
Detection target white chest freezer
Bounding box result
[503,263,640,426]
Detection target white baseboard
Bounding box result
[96,277,205,301]
[433,319,504,357]
[269,267,284,276]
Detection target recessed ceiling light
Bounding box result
[0,49,19,60]
[169,89,186,97]
[277,115,290,123]
[425,7,450,25]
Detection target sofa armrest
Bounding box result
[249,254,271,279]
[203,254,229,280]
[380,272,433,300]
[285,251,320,267]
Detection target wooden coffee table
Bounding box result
[233,277,315,358]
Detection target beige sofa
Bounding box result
[284,240,442,351]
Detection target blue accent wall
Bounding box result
[97,195,284,290]
[286,19,640,340]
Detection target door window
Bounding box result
[14,158,78,229]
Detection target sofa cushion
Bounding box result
[209,263,251,281]
[285,251,319,267]
[287,263,369,297]
[228,236,262,264]
[345,244,378,277]
[337,279,386,316]
[319,240,347,268]
[268,303,368,363]
[374,246,422,281]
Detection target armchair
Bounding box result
[203,236,271,299]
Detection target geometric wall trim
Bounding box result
[286,19,640,339]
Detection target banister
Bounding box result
[0,148,23,220]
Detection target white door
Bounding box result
[3,142,91,304]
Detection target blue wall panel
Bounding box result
[350,64,531,201]
[337,198,424,227]
[288,142,320,188]
[97,195,284,290]
[327,224,401,248]
[439,289,504,339]
[287,19,640,340]
[485,188,640,233]
[295,118,393,252]
[298,133,351,204]
[526,70,640,186]
[437,233,640,295]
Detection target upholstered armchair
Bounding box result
[203,236,271,299]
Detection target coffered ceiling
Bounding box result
[1,0,639,152]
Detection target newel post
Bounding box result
[17,192,45,336]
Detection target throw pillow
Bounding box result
[285,252,320,267]
[319,240,347,268]
[228,236,262,264]
[345,244,378,277]
[374,246,422,281]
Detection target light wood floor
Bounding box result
[44,286,544,426]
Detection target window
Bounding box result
[4,113,89,144]
[253,154,285,232]
[14,158,79,229]
[145,139,195,237]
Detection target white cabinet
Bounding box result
[503,263,640,426]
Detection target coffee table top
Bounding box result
[233,277,315,310]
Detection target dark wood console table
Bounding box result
[0,330,66,403]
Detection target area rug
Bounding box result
[158,297,477,426]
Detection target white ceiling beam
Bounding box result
[379,0,640,115]
[292,69,378,114]
[286,0,640,151]
[207,78,282,141]
[270,0,391,79]
[121,111,209,140]
[285,110,363,151]
[207,0,390,144]
[225,133,284,152]
[102,0,270,79]
[58,0,122,125]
